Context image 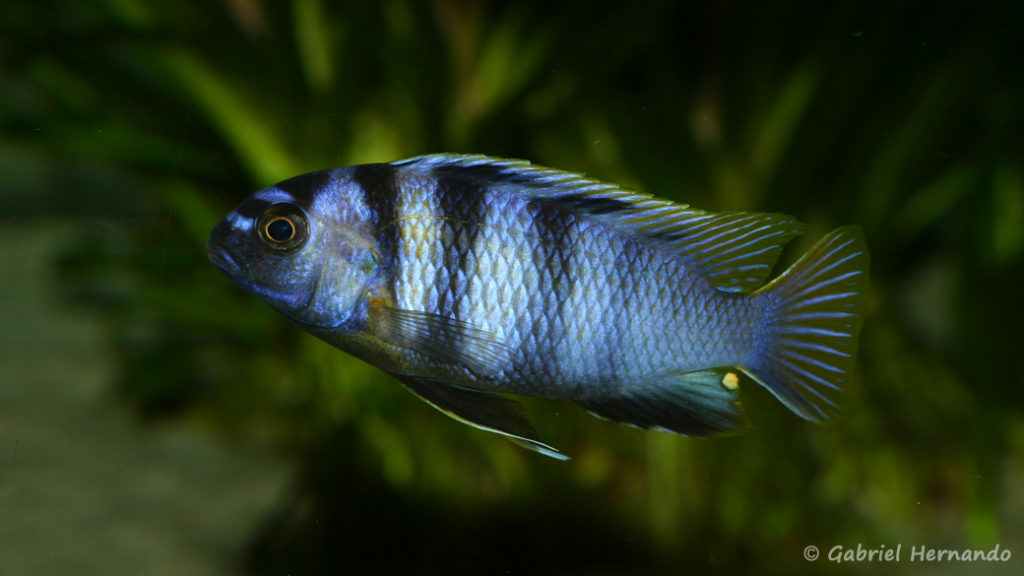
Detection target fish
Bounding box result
[207,153,869,460]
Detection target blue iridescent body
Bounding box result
[207,154,869,459]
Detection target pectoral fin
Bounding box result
[393,374,568,460]
[372,303,513,376]
[575,368,751,437]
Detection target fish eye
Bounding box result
[257,203,309,252]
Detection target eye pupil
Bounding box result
[266,218,295,242]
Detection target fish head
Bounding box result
[207,170,379,329]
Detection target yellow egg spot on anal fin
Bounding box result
[722,371,740,390]
[576,368,751,436]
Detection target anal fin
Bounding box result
[393,374,568,460]
[575,368,751,437]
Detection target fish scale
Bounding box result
[421,188,730,396]
[207,153,869,459]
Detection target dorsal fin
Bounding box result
[394,154,804,293]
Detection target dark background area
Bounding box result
[1,1,1022,574]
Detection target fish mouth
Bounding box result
[207,245,242,276]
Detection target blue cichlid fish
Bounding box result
[207,154,869,459]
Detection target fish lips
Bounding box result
[206,236,243,278]
[207,249,241,276]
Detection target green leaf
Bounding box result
[157,48,299,183]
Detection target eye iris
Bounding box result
[266,218,295,242]
[257,204,308,252]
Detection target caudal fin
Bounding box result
[746,226,869,422]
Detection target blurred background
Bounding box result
[2,0,1022,574]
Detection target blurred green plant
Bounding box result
[3,0,1022,574]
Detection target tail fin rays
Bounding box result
[745,227,869,422]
